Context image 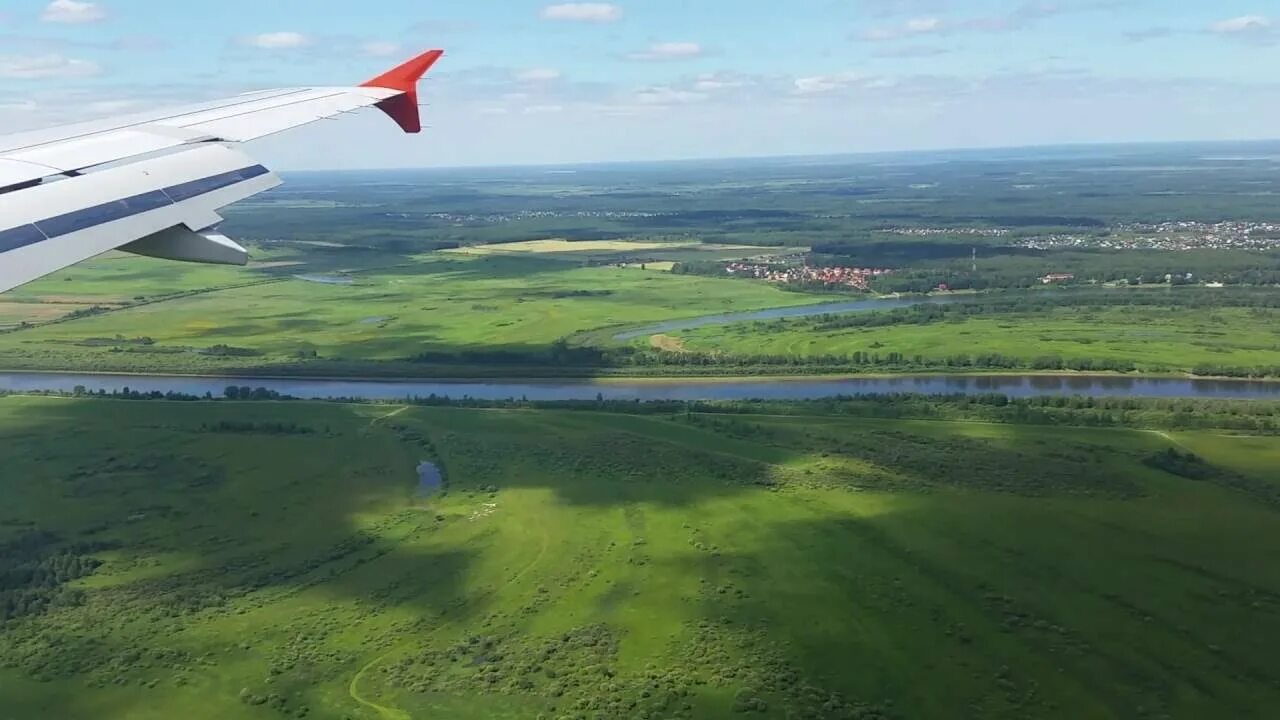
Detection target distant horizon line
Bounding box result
[283,137,1280,174]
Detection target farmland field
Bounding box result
[3,396,1279,719]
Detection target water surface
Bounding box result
[416,461,443,496]
[613,295,965,340]
[3,371,1278,401]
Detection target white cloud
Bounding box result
[792,73,866,96]
[859,3,1123,40]
[517,67,562,82]
[793,76,842,95]
[40,0,106,24]
[1207,15,1276,45]
[523,104,565,114]
[1209,15,1270,34]
[859,16,944,41]
[361,41,401,58]
[628,42,704,61]
[633,86,708,105]
[693,73,752,92]
[239,32,311,50]
[540,3,622,23]
[904,17,943,33]
[1209,15,1271,34]
[0,54,100,79]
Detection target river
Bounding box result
[613,295,966,340]
[2,372,1278,401]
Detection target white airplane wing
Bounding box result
[0,49,443,293]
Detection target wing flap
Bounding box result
[0,145,279,293]
[121,227,249,266]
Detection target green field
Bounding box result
[668,305,1280,373]
[0,248,816,376]
[3,396,1279,719]
[6,244,1280,379]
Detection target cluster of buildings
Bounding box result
[419,209,662,225]
[883,227,1012,238]
[1040,273,1076,284]
[1017,221,1280,251]
[724,262,891,290]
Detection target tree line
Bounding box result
[55,386,296,402]
[12,387,1280,433]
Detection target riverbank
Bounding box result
[5,370,1280,401]
[8,286,1278,382]
[4,366,1278,384]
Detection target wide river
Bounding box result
[2,372,1279,401]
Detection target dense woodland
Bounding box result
[0,531,112,623]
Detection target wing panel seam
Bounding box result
[1,165,269,250]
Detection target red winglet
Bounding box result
[361,49,444,134]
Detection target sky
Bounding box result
[2,0,1280,169]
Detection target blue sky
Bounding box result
[3,0,1280,168]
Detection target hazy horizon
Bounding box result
[275,137,1280,174]
[4,1,1280,169]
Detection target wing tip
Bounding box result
[361,49,444,134]
[361,49,444,92]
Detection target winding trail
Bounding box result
[370,405,411,426]
[1146,429,1189,450]
[348,646,413,720]
[347,403,423,720]
[344,435,553,719]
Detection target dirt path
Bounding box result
[345,464,552,719]
[370,405,411,426]
[1145,429,1189,450]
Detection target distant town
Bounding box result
[1016,221,1280,251]
[724,262,892,290]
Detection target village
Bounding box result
[724,262,892,290]
[1016,220,1280,251]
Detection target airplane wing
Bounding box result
[0,49,443,293]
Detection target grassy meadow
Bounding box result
[0,245,815,375]
[2,396,1279,719]
[667,305,1280,373]
[4,239,1279,378]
